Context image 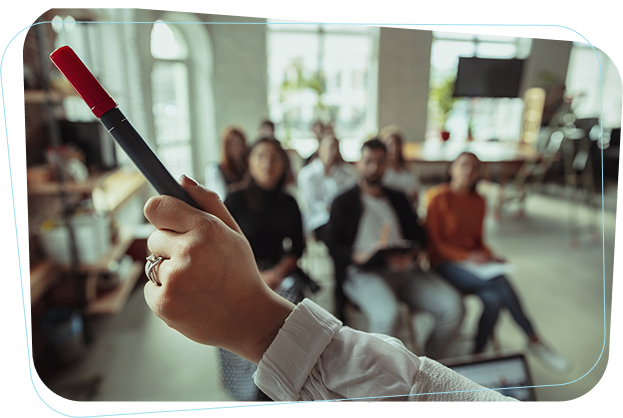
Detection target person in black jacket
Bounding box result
[325,138,464,360]
[219,136,318,401]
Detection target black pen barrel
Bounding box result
[99,108,199,209]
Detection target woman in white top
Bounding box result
[297,134,357,243]
[142,177,516,402]
[379,125,422,212]
[204,126,249,200]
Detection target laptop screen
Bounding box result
[446,354,536,401]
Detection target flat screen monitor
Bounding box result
[445,353,537,401]
[454,57,524,98]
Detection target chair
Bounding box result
[461,294,502,353]
[332,254,421,354]
[559,118,602,247]
[343,298,420,354]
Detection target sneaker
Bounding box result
[528,341,573,374]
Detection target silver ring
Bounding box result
[145,254,164,286]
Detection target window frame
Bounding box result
[266,22,378,159]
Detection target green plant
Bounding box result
[430,75,457,131]
[279,58,325,109]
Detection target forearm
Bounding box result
[254,299,517,402]
[271,254,298,278]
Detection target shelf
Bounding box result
[52,226,137,273]
[85,260,144,315]
[24,90,66,104]
[30,261,62,305]
[27,169,117,196]
[93,169,148,213]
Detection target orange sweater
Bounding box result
[424,184,492,267]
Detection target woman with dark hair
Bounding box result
[379,125,422,212]
[204,126,249,200]
[425,152,570,372]
[219,137,318,401]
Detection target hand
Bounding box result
[467,251,493,264]
[143,175,295,364]
[352,241,383,265]
[416,250,430,272]
[492,255,507,263]
[385,252,414,272]
[260,269,282,290]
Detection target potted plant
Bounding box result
[430,75,457,141]
[279,58,327,124]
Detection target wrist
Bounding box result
[247,292,296,364]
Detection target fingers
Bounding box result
[179,175,242,234]
[147,229,177,259]
[144,194,206,234]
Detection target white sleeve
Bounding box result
[254,299,518,402]
[204,163,227,201]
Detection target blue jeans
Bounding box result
[435,262,535,353]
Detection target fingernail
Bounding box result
[180,174,199,186]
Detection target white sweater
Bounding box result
[254,299,517,402]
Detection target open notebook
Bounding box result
[457,261,516,280]
[444,353,537,401]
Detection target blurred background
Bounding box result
[24,8,619,402]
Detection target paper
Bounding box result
[457,261,516,281]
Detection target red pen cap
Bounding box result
[49,45,117,118]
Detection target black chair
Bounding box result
[601,127,620,184]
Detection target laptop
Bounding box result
[443,353,537,401]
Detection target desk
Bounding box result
[403,140,537,164]
[404,140,539,220]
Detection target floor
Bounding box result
[38,182,616,402]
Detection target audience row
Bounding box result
[204,120,571,401]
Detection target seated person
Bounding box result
[220,137,318,401]
[324,138,464,360]
[257,119,275,138]
[304,120,336,165]
[425,151,571,372]
[379,125,422,212]
[142,175,517,402]
[204,126,249,200]
[297,134,357,243]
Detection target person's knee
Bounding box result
[424,290,465,326]
[478,290,503,312]
[365,302,400,334]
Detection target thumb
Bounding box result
[179,175,243,234]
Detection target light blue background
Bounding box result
[0,18,606,418]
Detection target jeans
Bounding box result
[343,265,465,359]
[435,262,535,353]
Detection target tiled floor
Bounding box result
[39,183,615,402]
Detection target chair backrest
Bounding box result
[611,128,621,147]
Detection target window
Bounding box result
[267,20,377,159]
[565,42,622,130]
[149,20,193,180]
[428,31,532,142]
[52,15,100,122]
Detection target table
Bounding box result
[403,140,540,220]
[403,140,537,164]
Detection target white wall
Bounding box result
[519,38,573,95]
[377,27,433,143]
[199,14,270,152]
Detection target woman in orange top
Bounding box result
[425,152,570,372]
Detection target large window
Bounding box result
[565,42,622,130]
[267,20,377,159]
[428,31,532,142]
[149,20,193,180]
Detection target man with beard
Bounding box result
[325,138,464,360]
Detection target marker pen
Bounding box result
[49,45,199,209]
